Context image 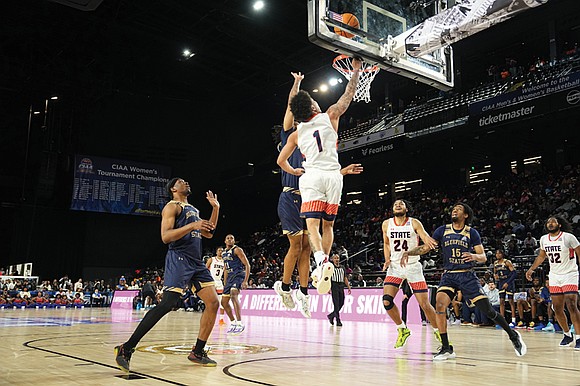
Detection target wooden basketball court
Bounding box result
[1,308,578,385]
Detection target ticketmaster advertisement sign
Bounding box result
[469,71,580,116]
[237,288,422,324]
[471,85,580,128]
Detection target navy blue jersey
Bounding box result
[280,128,303,190]
[167,201,202,260]
[432,224,482,271]
[494,260,512,281]
[222,245,245,274]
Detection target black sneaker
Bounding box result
[560,333,574,347]
[433,345,456,361]
[188,348,217,367]
[327,314,334,325]
[510,330,527,356]
[336,319,343,327]
[114,344,134,372]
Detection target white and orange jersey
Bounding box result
[209,256,225,289]
[297,113,340,172]
[386,217,420,264]
[540,231,580,275]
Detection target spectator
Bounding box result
[74,278,83,293]
[116,277,128,291]
[92,289,104,307]
[522,232,538,254]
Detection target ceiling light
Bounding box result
[182,49,195,58]
[253,1,265,10]
[319,84,329,92]
[312,89,319,93]
[329,78,338,86]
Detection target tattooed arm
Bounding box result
[326,57,362,131]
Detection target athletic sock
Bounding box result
[440,333,450,348]
[314,251,326,266]
[512,317,516,323]
[564,331,572,337]
[194,339,206,354]
[396,323,406,329]
[300,286,308,295]
[281,282,291,292]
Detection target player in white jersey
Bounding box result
[381,200,439,349]
[277,56,362,295]
[206,247,226,325]
[526,216,580,349]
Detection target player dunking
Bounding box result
[381,199,441,349]
[206,247,226,325]
[221,234,250,334]
[277,56,362,295]
[274,71,363,315]
[407,202,526,360]
[115,178,220,370]
[526,216,580,349]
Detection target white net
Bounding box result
[332,55,380,103]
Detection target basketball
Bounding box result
[334,13,359,39]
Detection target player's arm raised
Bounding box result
[160,203,215,244]
[283,72,304,131]
[201,190,220,239]
[235,247,251,290]
[277,131,304,176]
[326,57,362,130]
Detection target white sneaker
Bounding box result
[315,262,334,295]
[226,323,237,334]
[233,322,245,335]
[295,290,311,318]
[273,281,295,310]
[311,266,321,289]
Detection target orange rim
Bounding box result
[332,54,379,73]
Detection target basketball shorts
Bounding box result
[163,250,214,294]
[299,170,343,221]
[548,270,579,295]
[223,272,245,296]
[437,271,487,304]
[278,190,307,235]
[384,261,428,293]
[498,279,515,299]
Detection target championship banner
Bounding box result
[469,71,580,116]
[111,290,139,310]
[237,288,422,324]
[472,86,580,128]
[71,155,171,217]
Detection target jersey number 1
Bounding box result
[313,130,323,152]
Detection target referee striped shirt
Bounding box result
[331,265,346,283]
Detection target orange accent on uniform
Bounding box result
[325,203,339,215]
[410,281,428,291]
[393,216,408,226]
[301,200,328,213]
[549,286,563,294]
[385,276,403,285]
[562,284,579,293]
[548,231,563,242]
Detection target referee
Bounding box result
[327,253,351,326]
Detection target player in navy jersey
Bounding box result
[273,72,363,316]
[115,178,220,370]
[494,249,518,326]
[405,202,526,361]
[221,234,250,334]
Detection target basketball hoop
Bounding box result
[332,55,380,103]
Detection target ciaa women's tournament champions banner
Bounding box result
[70,155,171,217]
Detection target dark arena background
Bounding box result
[0,1,579,385]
